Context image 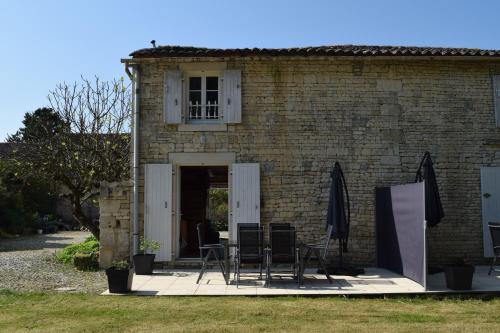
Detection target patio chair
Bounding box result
[268,223,293,230]
[265,223,300,287]
[196,223,228,284]
[300,224,334,284]
[488,222,500,275]
[234,223,264,287]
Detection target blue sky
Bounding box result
[0,0,499,140]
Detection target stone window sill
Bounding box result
[178,124,227,132]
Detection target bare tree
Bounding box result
[10,77,131,239]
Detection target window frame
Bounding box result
[183,70,223,124]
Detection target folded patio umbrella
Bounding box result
[415,152,445,227]
[327,162,350,252]
[322,162,364,276]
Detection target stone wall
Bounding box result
[99,181,131,268]
[135,57,500,266]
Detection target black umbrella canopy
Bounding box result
[326,162,350,250]
[415,152,445,227]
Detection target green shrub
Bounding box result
[0,159,58,235]
[56,238,99,264]
[207,188,228,232]
[139,236,160,254]
[73,252,99,271]
[85,234,97,242]
[111,260,130,269]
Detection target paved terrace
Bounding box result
[102,266,500,296]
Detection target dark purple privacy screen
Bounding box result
[375,182,426,288]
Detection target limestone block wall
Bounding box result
[134,56,500,266]
[99,181,131,268]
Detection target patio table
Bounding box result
[223,235,311,285]
[225,241,304,285]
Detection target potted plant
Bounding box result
[133,237,160,275]
[443,256,475,290]
[105,260,133,293]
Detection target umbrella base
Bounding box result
[317,266,365,276]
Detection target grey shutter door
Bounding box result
[494,75,500,128]
[145,164,173,261]
[223,70,242,123]
[231,163,260,240]
[164,70,182,124]
[480,167,500,257]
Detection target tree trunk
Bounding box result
[73,193,100,240]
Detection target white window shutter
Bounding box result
[145,164,173,262]
[223,69,242,123]
[164,70,182,124]
[231,163,260,240]
[494,75,500,128]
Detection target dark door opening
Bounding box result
[179,166,228,258]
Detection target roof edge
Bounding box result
[128,44,500,59]
[121,55,500,64]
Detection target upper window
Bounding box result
[164,69,241,125]
[188,76,220,122]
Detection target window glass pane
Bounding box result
[189,77,202,91]
[206,91,218,105]
[206,76,218,91]
[189,91,201,105]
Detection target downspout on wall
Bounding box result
[125,63,140,257]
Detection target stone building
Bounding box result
[99,45,500,268]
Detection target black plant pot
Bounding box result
[106,267,134,293]
[133,254,156,275]
[444,265,475,290]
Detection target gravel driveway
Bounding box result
[0,231,107,293]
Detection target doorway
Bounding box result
[179,166,229,258]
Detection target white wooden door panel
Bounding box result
[231,163,260,240]
[145,164,172,261]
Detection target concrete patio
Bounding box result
[102,266,500,296]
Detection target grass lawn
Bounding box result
[0,291,499,333]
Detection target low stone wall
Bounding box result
[98,181,131,268]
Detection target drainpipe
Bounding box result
[125,63,140,257]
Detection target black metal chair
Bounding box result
[300,224,334,284]
[488,222,500,275]
[196,223,228,284]
[269,223,293,230]
[265,223,300,287]
[234,223,264,287]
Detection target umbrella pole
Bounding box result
[338,239,343,268]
